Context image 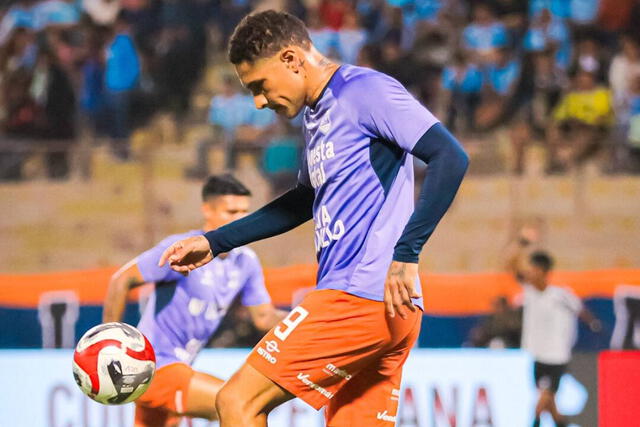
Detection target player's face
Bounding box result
[202,195,251,230]
[235,48,307,118]
[523,261,547,287]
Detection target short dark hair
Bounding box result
[228,10,311,65]
[202,174,251,201]
[530,251,554,272]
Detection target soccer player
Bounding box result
[506,235,601,427]
[103,174,286,427]
[158,11,469,426]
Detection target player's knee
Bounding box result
[215,383,244,419]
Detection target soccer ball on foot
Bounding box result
[72,322,156,404]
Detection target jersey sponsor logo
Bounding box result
[376,411,397,422]
[257,346,278,364]
[324,363,352,381]
[314,205,345,253]
[187,297,228,321]
[319,115,331,134]
[307,141,335,189]
[297,373,334,399]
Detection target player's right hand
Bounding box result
[158,235,214,274]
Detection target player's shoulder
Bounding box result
[333,65,402,99]
[548,284,577,298]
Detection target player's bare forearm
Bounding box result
[579,308,602,332]
[249,304,288,332]
[384,261,421,319]
[103,260,144,322]
[103,279,128,323]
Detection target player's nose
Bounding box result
[253,94,268,109]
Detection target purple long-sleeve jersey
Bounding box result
[299,65,439,309]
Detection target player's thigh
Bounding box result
[182,370,225,420]
[326,309,421,426]
[217,362,295,416]
[326,365,402,427]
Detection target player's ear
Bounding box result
[280,48,301,73]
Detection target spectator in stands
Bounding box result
[440,51,483,134]
[155,24,203,125]
[610,34,640,112]
[492,0,527,32]
[476,46,521,130]
[104,12,140,160]
[462,2,508,63]
[528,0,570,20]
[79,27,106,135]
[188,75,276,177]
[523,7,571,70]
[336,10,366,65]
[547,68,614,172]
[319,0,351,30]
[307,9,337,59]
[505,229,601,427]
[377,32,419,90]
[569,0,600,28]
[609,34,640,172]
[622,75,640,172]
[469,296,522,348]
[571,35,608,84]
[32,47,76,179]
[510,49,568,174]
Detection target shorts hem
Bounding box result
[247,357,325,411]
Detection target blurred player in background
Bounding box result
[158,11,469,426]
[506,229,601,427]
[103,174,286,427]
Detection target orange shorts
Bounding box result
[134,362,194,427]
[247,289,421,426]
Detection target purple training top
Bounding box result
[299,65,439,309]
[136,230,270,368]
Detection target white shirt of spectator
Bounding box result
[521,284,582,365]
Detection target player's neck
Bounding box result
[533,281,548,291]
[305,49,339,108]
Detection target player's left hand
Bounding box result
[158,235,214,274]
[589,319,603,333]
[384,261,421,319]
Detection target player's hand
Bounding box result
[384,261,421,319]
[158,235,214,274]
[589,319,603,333]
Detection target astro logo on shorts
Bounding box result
[257,340,280,365]
[265,340,280,353]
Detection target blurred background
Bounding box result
[1,0,640,426]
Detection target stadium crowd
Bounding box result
[1,0,640,182]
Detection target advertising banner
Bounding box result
[0,349,596,427]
